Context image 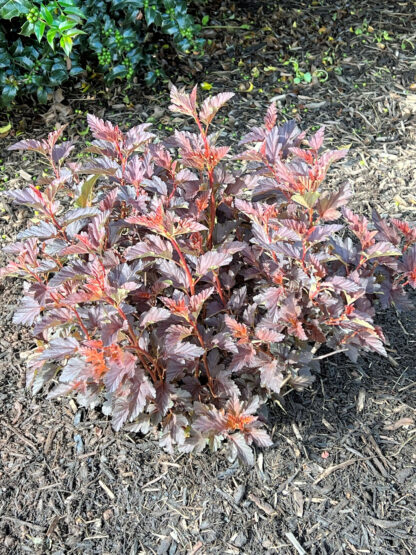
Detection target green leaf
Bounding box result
[34,21,46,42]
[58,21,77,31]
[303,72,312,83]
[2,84,18,105]
[75,174,99,208]
[15,55,35,70]
[63,28,86,38]
[60,35,73,56]
[20,21,34,37]
[202,15,209,26]
[62,6,85,18]
[41,4,54,26]
[46,29,57,49]
[0,122,11,134]
[0,0,31,19]
[110,64,128,80]
[36,85,48,103]
[144,6,155,25]
[292,192,320,209]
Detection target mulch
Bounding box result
[0,1,415,553]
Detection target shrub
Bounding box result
[0,0,203,106]
[3,87,416,464]
[0,0,85,104]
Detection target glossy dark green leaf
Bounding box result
[34,20,46,42]
[2,83,18,104]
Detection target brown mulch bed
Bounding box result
[0,1,415,553]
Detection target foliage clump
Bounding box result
[0,0,202,105]
[3,87,416,464]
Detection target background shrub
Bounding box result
[3,87,415,464]
[0,0,203,106]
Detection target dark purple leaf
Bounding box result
[38,337,79,361]
[195,250,233,276]
[13,296,41,325]
[260,359,284,393]
[17,222,57,241]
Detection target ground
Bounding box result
[0,1,415,553]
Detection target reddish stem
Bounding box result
[169,237,195,295]
[213,273,227,306]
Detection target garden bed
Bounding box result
[0,1,415,553]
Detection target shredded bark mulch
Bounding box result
[0,1,415,553]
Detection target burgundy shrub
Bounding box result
[2,86,415,464]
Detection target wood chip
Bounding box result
[313,459,359,485]
[248,493,277,516]
[356,388,366,413]
[285,532,306,555]
[293,488,304,517]
[384,418,414,431]
[99,480,115,501]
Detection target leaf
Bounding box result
[364,242,401,260]
[224,315,250,342]
[125,236,172,261]
[324,276,361,293]
[199,92,234,126]
[309,126,325,151]
[228,433,254,466]
[308,224,343,243]
[196,250,233,276]
[255,328,284,343]
[38,337,79,361]
[165,324,193,350]
[169,342,205,361]
[292,191,321,209]
[260,360,284,394]
[60,357,86,383]
[104,351,137,393]
[0,122,11,136]
[13,296,41,326]
[59,207,99,226]
[249,426,273,448]
[59,35,73,56]
[75,175,99,208]
[46,28,57,49]
[317,183,353,221]
[7,138,46,154]
[173,218,207,236]
[138,307,171,327]
[264,102,277,131]
[34,20,46,42]
[169,85,198,117]
[17,221,57,240]
[189,287,214,315]
[87,114,120,142]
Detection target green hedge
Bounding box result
[0,0,204,106]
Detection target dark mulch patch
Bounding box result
[1,1,415,553]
